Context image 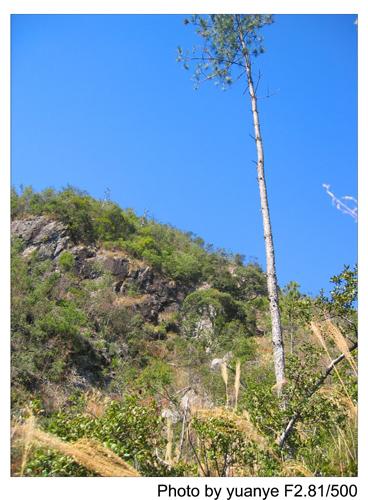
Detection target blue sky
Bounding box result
[11,14,357,295]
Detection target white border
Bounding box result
[1,1,366,499]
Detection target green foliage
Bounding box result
[134,359,173,395]
[11,185,357,477]
[12,186,267,289]
[317,265,357,339]
[281,282,312,325]
[163,251,203,282]
[182,288,248,339]
[95,202,135,241]
[183,288,246,320]
[330,265,357,311]
[178,15,273,89]
[242,335,357,476]
[279,282,313,354]
[42,395,168,476]
[25,449,94,477]
[218,324,255,360]
[11,186,137,244]
[191,413,279,476]
[211,262,267,301]
[58,251,75,272]
[122,234,158,259]
[11,240,107,410]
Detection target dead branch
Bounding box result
[278,341,357,449]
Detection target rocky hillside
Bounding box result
[12,215,193,324]
[11,187,357,477]
[11,188,269,414]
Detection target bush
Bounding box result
[58,251,75,272]
[183,289,246,325]
[11,186,138,244]
[42,395,168,476]
[191,411,280,476]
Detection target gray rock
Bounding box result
[72,247,101,279]
[112,263,194,322]
[71,246,97,259]
[32,220,68,245]
[95,255,129,278]
[11,217,70,260]
[11,215,196,325]
[11,216,49,242]
[54,237,70,257]
[22,245,38,258]
[210,352,233,370]
[210,358,224,370]
[38,243,56,260]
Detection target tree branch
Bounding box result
[278,341,357,449]
[189,56,246,69]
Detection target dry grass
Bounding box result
[234,360,241,411]
[17,415,35,476]
[310,321,356,409]
[281,461,314,477]
[114,294,149,307]
[252,336,273,367]
[193,407,271,452]
[13,417,140,477]
[329,423,357,475]
[165,417,174,464]
[158,310,177,323]
[85,389,110,418]
[299,321,357,475]
[220,363,229,407]
[191,407,320,476]
[318,386,357,419]
[324,319,357,376]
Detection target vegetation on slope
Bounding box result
[11,187,357,477]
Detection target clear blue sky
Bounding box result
[11,14,357,296]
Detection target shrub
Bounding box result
[182,289,246,330]
[58,251,75,272]
[41,395,168,476]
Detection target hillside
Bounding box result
[11,187,357,477]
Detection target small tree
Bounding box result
[179,15,286,398]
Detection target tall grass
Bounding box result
[165,416,174,465]
[308,320,357,475]
[234,360,241,412]
[221,363,229,407]
[310,321,357,412]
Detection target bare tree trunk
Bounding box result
[237,18,286,398]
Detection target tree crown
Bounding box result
[178,14,273,89]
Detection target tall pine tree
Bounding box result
[179,15,286,398]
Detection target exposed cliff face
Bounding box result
[11,216,194,324]
[12,216,70,259]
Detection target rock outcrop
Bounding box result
[12,216,70,259]
[11,216,193,324]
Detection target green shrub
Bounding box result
[134,359,173,394]
[42,395,168,476]
[58,251,75,272]
[24,449,95,477]
[191,413,280,476]
[182,288,247,339]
